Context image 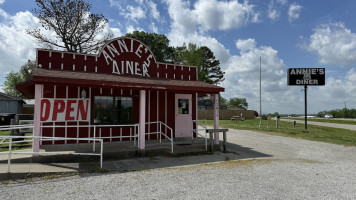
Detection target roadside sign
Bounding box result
[287,68,325,86]
[287,68,326,131]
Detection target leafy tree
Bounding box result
[220,96,227,105]
[3,60,36,98]
[27,0,112,53]
[228,97,248,110]
[200,46,225,84]
[125,31,173,63]
[173,43,225,84]
[126,32,225,84]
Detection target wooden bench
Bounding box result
[206,129,229,153]
[231,116,245,122]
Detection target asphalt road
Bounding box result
[279,118,356,130]
[1,129,355,199]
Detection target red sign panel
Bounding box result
[36,37,198,81]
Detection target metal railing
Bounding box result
[0,125,104,172]
[192,120,208,150]
[145,121,174,153]
[39,124,140,152]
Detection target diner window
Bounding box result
[114,97,133,124]
[178,99,189,114]
[94,96,133,124]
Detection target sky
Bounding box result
[1,0,356,115]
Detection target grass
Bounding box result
[207,119,356,146]
[287,118,356,125]
[0,130,33,152]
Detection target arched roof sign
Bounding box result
[98,37,157,77]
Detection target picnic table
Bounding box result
[231,115,245,121]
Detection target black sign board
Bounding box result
[287,68,325,86]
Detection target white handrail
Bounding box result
[145,121,174,153]
[39,124,140,152]
[192,120,208,150]
[0,125,34,131]
[0,135,103,173]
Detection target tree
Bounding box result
[27,0,112,53]
[173,43,225,84]
[228,97,248,110]
[200,46,225,84]
[220,96,227,105]
[3,60,36,98]
[125,31,173,63]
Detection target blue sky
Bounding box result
[1,0,356,115]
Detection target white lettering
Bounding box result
[117,39,129,53]
[319,68,325,74]
[107,43,120,57]
[135,62,141,75]
[296,79,318,85]
[143,54,153,67]
[121,61,125,74]
[143,63,150,77]
[112,60,120,74]
[126,61,134,74]
[130,39,134,52]
[102,50,113,65]
[135,44,143,58]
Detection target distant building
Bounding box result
[0,92,24,114]
[198,95,227,110]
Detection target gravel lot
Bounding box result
[1,129,355,200]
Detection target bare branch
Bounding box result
[28,0,112,53]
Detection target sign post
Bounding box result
[288,68,325,132]
[304,85,307,131]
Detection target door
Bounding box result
[175,94,193,137]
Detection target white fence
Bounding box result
[0,125,104,173]
[39,124,140,152]
[0,121,176,173]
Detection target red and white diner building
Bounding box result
[16,37,224,152]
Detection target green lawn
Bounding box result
[207,119,356,146]
[287,118,356,125]
[0,130,32,152]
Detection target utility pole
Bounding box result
[259,57,262,128]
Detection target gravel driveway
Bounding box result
[1,129,355,200]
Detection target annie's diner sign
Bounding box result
[100,38,154,77]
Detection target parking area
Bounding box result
[1,129,355,199]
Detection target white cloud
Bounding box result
[0,0,5,5]
[277,0,288,5]
[221,39,302,113]
[268,0,287,20]
[147,0,160,21]
[151,22,158,33]
[110,0,161,24]
[0,9,122,90]
[126,25,144,34]
[236,38,256,53]
[125,5,146,21]
[0,10,39,74]
[165,0,259,35]
[166,0,197,35]
[308,68,356,112]
[193,0,259,30]
[288,3,302,23]
[307,22,356,67]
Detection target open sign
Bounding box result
[40,98,90,122]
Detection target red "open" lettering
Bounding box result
[40,98,90,122]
